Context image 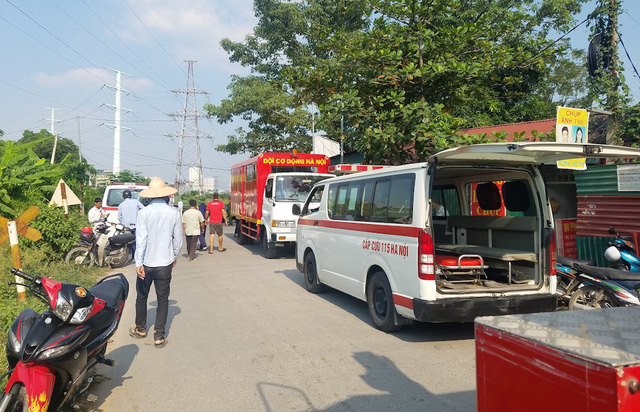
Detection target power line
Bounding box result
[619,34,640,84]
[79,0,174,91]
[49,0,173,91]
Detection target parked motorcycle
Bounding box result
[65,222,135,268]
[604,227,640,272]
[556,256,640,310]
[0,268,128,412]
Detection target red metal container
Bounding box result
[476,307,640,412]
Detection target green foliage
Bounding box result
[213,0,592,163]
[109,170,150,184]
[19,129,82,164]
[620,103,640,148]
[0,141,62,217]
[22,205,88,261]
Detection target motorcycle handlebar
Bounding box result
[11,268,38,283]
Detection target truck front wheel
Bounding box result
[261,228,277,259]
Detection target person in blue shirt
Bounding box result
[117,190,144,231]
[129,177,182,349]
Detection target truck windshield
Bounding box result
[275,176,328,202]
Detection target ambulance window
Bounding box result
[334,185,349,220]
[360,181,375,221]
[302,185,324,215]
[371,180,391,222]
[431,186,460,217]
[388,175,414,224]
[327,185,338,219]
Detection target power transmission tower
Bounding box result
[105,68,131,174]
[168,60,210,193]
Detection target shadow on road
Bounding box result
[148,299,181,339]
[280,268,475,342]
[223,232,297,259]
[258,351,475,411]
[80,344,139,412]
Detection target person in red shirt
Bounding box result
[205,192,228,253]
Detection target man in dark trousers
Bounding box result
[198,201,208,250]
[129,177,182,349]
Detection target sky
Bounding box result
[1,0,640,191]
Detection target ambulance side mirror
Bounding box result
[292,203,301,216]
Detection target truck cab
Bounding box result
[260,173,334,258]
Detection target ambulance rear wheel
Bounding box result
[367,271,401,332]
[304,252,324,293]
[235,220,247,245]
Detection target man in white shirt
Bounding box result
[129,178,182,349]
[88,198,108,225]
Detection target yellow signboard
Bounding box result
[556,107,589,170]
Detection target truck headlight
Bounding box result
[273,220,296,228]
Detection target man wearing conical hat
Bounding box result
[129,177,182,348]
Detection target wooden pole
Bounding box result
[8,221,27,302]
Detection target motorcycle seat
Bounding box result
[557,256,596,268]
[574,263,640,281]
[89,273,129,309]
[110,232,136,246]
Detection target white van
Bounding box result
[102,183,149,224]
[294,142,640,332]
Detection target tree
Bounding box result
[19,129,82,163]
[212,0,591,163]
[109,170,149,184]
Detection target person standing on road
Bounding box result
[118,190,144,232]
[129,177,182,349]
[88,198,108,225]
[198,201,208,251]
[205,192,228,254]
[182,199,204,261]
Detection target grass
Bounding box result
[0,244,108,386]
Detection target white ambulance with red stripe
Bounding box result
[294,142,640,332]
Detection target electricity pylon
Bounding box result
[168,60,210,193]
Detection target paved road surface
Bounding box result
[87,228,477,411]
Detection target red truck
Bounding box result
[230,152,333,258]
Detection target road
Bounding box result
[87,227,477,411]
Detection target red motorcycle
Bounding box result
[0,268,128,412]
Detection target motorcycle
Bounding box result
[0,268,128,412]
[604,226,640,272]
[556,256,640,310]
[65,221,135,268]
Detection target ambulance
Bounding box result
[294,142,640,332]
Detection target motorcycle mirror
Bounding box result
[609,227,617,235]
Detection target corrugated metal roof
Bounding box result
[574,164,640,196]
[576,195,640,237]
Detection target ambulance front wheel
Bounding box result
[303,252,324,293]
[367,271,402,332]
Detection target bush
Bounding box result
[21,204,87,262]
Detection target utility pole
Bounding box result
[46,107,60,164]
[77,116,82,161]
[105,68,131,175]
[168,60,210,194]
[605,0,621,146]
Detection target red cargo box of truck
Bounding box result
[476,307,640,412]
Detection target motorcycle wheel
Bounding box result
[568,286,618,310]
[4,385,28,412]
[65,247,95,267]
